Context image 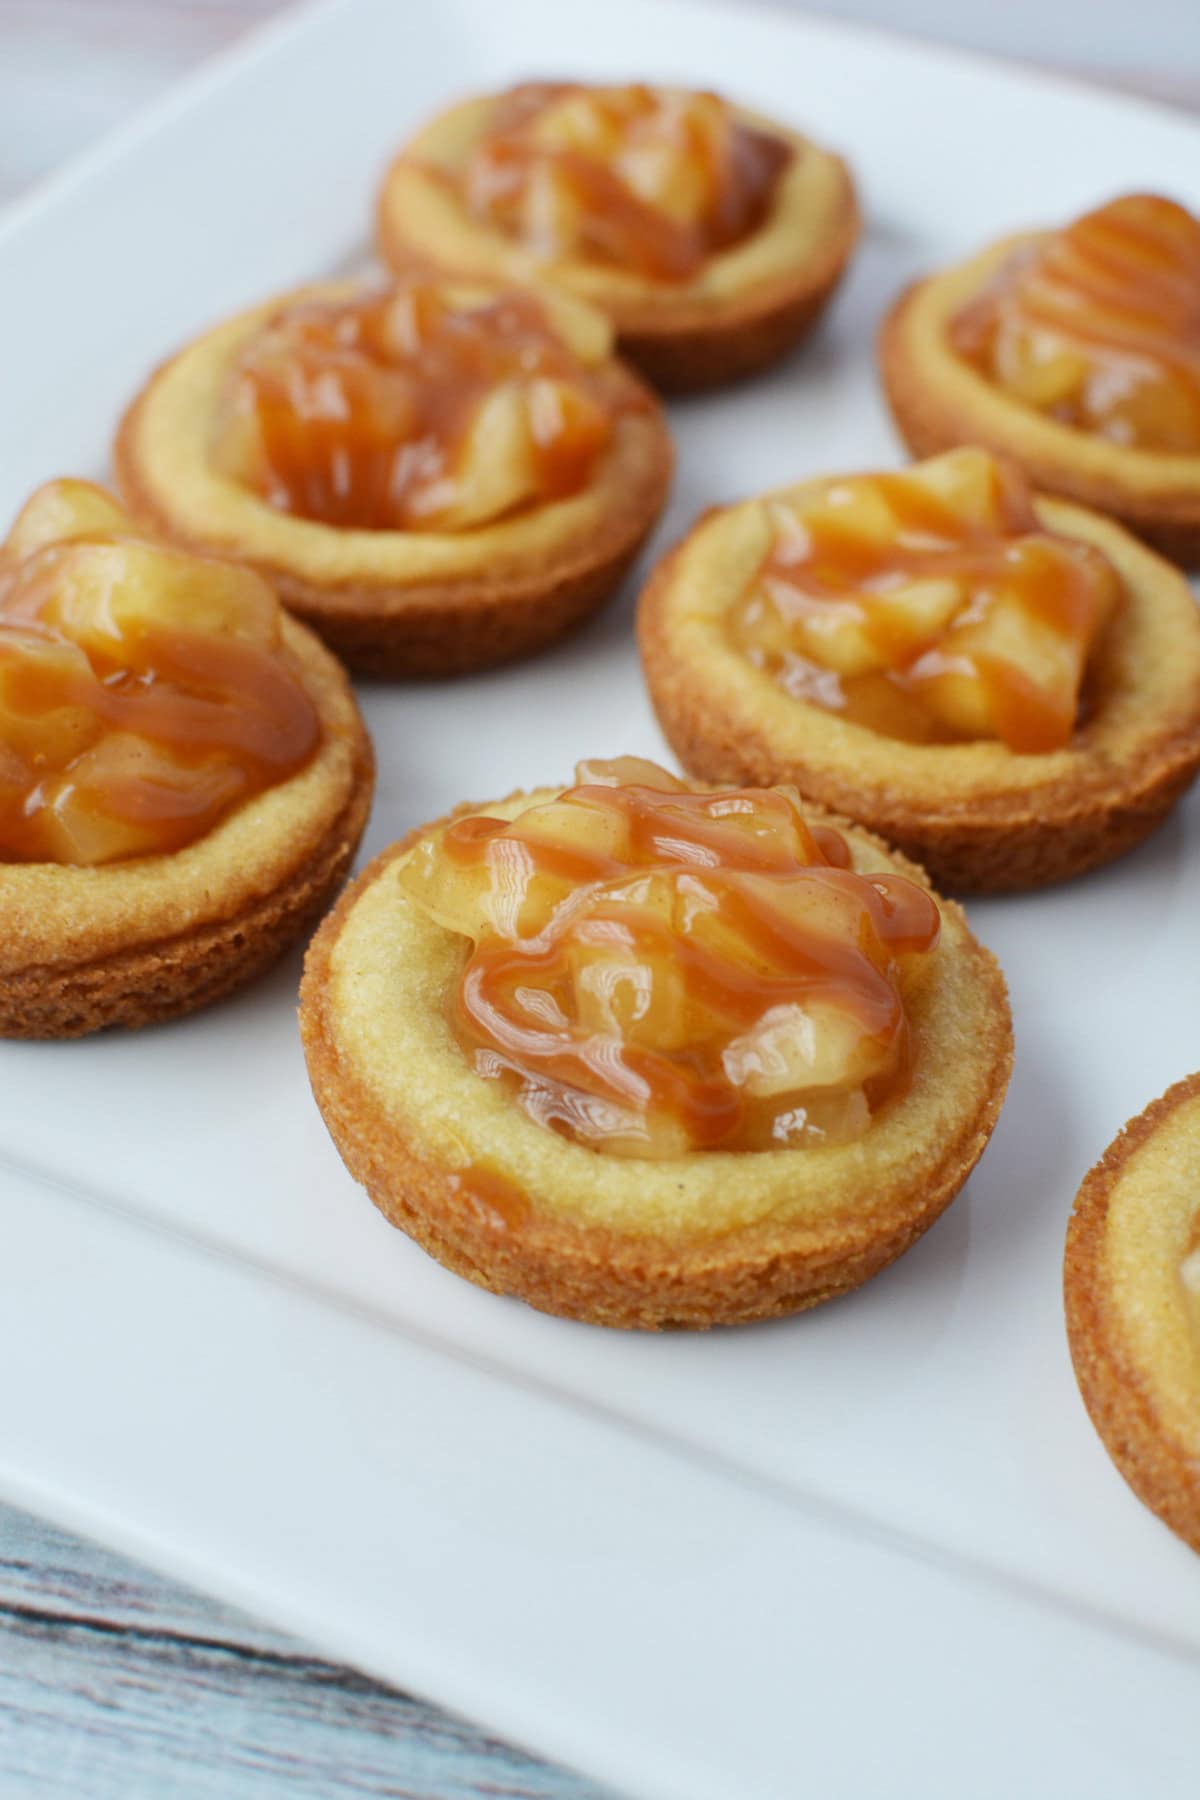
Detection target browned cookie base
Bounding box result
[1064,1075,1200,1554]
[3,610,374,1041]
[641,647,1200,895]
[300,801,1012,1330]
[4,764,372,1039]
[880,284,1200,569]
[115,344,674,681]
[610,200,860,394]
[263,516,659,679]
[637,496,1200,895]
[375,97,861,399]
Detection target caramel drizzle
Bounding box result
[463,82,792,281]
[736,463,1117,752]
[437,778,938,1156]
[219,285,621,531]
[950,194,1200,451]
[0,540,318,865]
[445,1164,532,1234]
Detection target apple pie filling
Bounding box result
[949,194,1200,454]
[0,480,319,864]
[397,757,939,1157]
[729,449,1121,752]
[213,280,627,532]
[458,82,792,282]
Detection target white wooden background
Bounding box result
[1,2,1197,1795]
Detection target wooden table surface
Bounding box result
[1,3,1197,1796]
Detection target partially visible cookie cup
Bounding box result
[376,95,860,393]
[115,290,674,678]
[1064,1075,1200,1555]
[638,487,1200,893]
[880,244,1200,567]
[1,616,374,1038]
[299,788,1012,1331]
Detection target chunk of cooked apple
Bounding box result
[0,626,104,764]
[35,733,247,865]
[36,540,279,656]
[2,478,133,562]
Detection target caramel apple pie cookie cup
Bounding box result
[1065,1074,1200,1554]
[376,82,860,392]
[639,449,1200,893]
[300,759,1011,1330]
[0,480,373,1038]
[116,277,673,677]
[880,195,1200,566]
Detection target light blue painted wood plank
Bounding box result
[0,1503,613,1800]
[0,1502,295,1648]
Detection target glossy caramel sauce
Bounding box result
[0,481,319,866]
[729,449,1121,753]
[215,283,621,532]
[460,82,791,281]
[950,194,1200,453]
[398,757,939,1158]
[446,1164,532,1234]
[1183,1216,1200,1350]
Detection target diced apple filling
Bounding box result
[1182,1244,1200,1345]
[214,282,618,532]
[949,194,1200,453]
[0,480,317,865]
[35,734,250,865]
[3,478,132,561]
[0,627,104,763]
[722,1000,885,1096]
[398,760,939,1157]
[36,541,280,655]
[732,449,1120,752]
[464,83,789,281]
[531,88,730,229]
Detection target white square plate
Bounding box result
[2,3,1198,1795]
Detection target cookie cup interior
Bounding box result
[115,291,674,676]
[376,96,860,390]
[1,614,373,1036]
[638,483,1200,892]
[1064,1074,1200,1554]
[300,788,1012,1330]
[879,237,1200,565]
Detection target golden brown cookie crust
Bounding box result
[638,484,1200,893]
[879,240,1200,567]
[1064,1074,1200,1555]
[1,615,374,1038]
[299,787,1012,1330]
[114,293,674,678]
[375,95,860,392]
